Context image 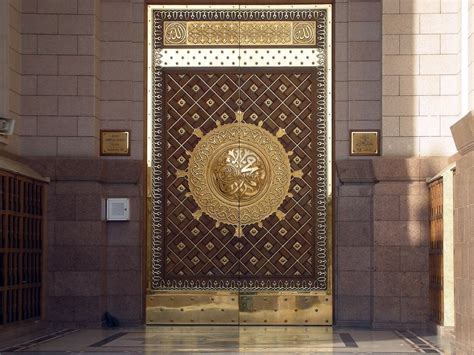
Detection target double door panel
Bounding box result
[147,4,332,325]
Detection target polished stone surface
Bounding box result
[0,326,453,354]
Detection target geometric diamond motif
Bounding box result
[293,242,302,251]
[162,71,320,288]
[206,242,215,250]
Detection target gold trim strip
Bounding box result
[163,21,316,46]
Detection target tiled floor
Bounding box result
[0,326,453,354]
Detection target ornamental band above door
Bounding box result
[146,4,332,325]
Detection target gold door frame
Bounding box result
[145,4,333,325]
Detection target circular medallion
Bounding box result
[187,122,291,226]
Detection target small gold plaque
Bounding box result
[100,130,130,156]
[350,130,380,156]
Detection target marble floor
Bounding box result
[0,326,453,354]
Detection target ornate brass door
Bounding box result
[146,4,332,325]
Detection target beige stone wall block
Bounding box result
[336,62,348,82]
[21,96,58,116]
[383,55,419,75]
[78,36,95,55]
[419,95,460,116]
[399,75,440,95]
[383,34,400,54]
[20,137,58,156]
[349,42,382,61]
[441,34,461,54]
[59,15,95,35]
[38,35,78,55]
[383,14,419,34]
[336,43,348,62]
[78,116,98,137]
[440,75,460,95]
[17,116,37,136]
[100,101,133,120]
[59,56,94,75]
[383,96,420,116]
[101,81,133,101]
[59,96,95,116]
[350,100,382,121]
[349,2,382,22]
[348,81,381,101]
[22,55,58,75]
[101,22,132,42]
[400,116,441,137]
[419,136,457,156]
[38,75,78,96]
[441,0,459,13]
[21,76,37,95]
[399,0,441,14]
[349,62,381,81]
[335,2,348,22]
[383,136,419,156]
[383,0,400,14]
[57,137,98,156]
[336,81,348,101]
[420,55,460,75]
[78,0,96,15]
[77,76,95,96]
[400,34,440,55]
[420,14,460,34]
[22,14,58,34]
[349,22,382,41]
[38,0,78,14]
[347,120,381,130]
[101,42,133,61]
[383,76,399,95]
[21,34,37,54]
[440,115,460,136]
[336,101,348,121]
[382,116,400,136]
[37,116,78,137]
[101,1,132,22]
[101,61,133,81]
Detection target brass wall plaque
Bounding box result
[100,130,130,156]
[163,21,317,46]
[350,130,380,156]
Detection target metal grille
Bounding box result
[0,171,45,325]
[429,178,443,325]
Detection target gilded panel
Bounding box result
[163,21,317,47]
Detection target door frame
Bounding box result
[143,1,335,325]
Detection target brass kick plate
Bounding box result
[147,291,239,324]
[239,293,332,325]
[147,292,332,325]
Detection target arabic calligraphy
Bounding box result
[212,147,267,203]
[163,21,316,46]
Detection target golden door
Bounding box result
[146,4,333,325]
